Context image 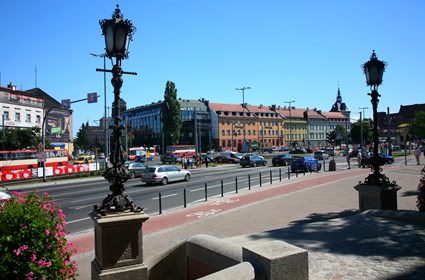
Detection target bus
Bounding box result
[0,148,69,172]
[166,144,196,157]
[128,146,157,161]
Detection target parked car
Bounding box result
[141,165,191,185]
[289,148,307,154]
[240,155,267,168]
[214,155,240,164]
[98,153,105,159]
[161,153,178,164]
[290,156,321,172]
[324,148,335,156]
[135,155,146,162]
[272,154,293,166]
[313,150,329,160]
[127,162,147,179]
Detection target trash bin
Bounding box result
[329,160,336,171]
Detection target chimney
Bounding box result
[7,82,17,91]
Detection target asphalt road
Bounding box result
[6,154,408,235]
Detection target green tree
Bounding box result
[74,122,91,152]
[161,81,182,148]
[0,127,42,150]
[334,124,346,146]
[409,111,425,140]
[350,120,372,146]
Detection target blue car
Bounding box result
[290,156,322,172]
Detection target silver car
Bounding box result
[141,165,191,185]
[127,162,147,179]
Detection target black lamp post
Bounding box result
[361,50,395,186]
[94,5,141,215]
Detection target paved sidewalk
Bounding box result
[71,162,425,279]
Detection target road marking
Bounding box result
[67,217,91,224]
[186,209,221,218]
[210,198,240,206]
[152,193,178,200]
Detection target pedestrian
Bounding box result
[357,151,362,168]
[344,149,351,169]
[414,146,421,165]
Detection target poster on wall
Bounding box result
[45,109,72,142]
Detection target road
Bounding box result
[6,154,410,235]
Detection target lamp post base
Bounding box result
[89,210,150,280]
[354,183,401,212]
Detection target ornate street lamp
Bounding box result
[360,50,399,188]
[94,5,141,215]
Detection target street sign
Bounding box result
[336,132,343,140]
[36,151,46,162]
[61,99,71,109]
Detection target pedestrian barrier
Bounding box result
[153,166,324,215]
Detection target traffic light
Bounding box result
[303,111,308,121]
[327,132,335,145]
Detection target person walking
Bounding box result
[414,146,421,165]
[344,149,351,169]
[357,151,362,168]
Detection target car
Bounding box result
[324,148,335,156]
[290,156,322,172]
[380,153,394,164]
[239,155,267,168]
[214,155,240,164]
[161,153,178,164]
[127,162,147,179]
[289,148,307,154]
[73,155,95,164]
[141,165,191,185]
[135,155,146,162]
[313,150,329,160]
[272,154,293,166]
[98,153,106,159]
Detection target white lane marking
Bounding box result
[186,209,221,218]
[152,193,178,200]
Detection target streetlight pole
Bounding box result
[94,5,141,215]
[284,100,295,148]
[235,87,250,151]
[90,52,109,160]
[359,107,368,152]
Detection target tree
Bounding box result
[409,111,425,141]
[0,127,42,150]
[334,124,346,146]
[350,120,372,147]
[74,122,91,152]
[161,81,182,148]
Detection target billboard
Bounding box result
[45,109,72,142]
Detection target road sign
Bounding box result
[36,151,46,162]
[336,132,343,140]
[87,92,98,103]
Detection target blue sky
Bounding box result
[1,1,424,135]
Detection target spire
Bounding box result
[336,86,342,103]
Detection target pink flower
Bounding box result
[13,249,21,256]
[45,229,50,236]
[31,253,37,262]
[20,245,28,251]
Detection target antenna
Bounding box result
[35,65,37,87]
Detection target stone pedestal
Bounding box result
[328,160,336,171]
[89,211,150,280]
[354,183,401,212]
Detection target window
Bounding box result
[36,115,41,123]
[26,114,31,122]
[15,112,21,122]
[3,111,9,120]
[221,130,225,136]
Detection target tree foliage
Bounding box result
[73,122,91,152]
[0,127,42,150]
[409,111,425,140]
[350,120,372,146]
[161,81,182,147]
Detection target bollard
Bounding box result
[159,192,162,214]
[260,172,262,187]
[270,170,273,184]
[184,188,187,208]
[205,182,208,201]
[235,177,238,193]
[248,174,251,190]
[296,171,298,178]
[288,167,290,180]
[279,168,282,182]
[323,160,326,172]
[221,179,224,197]
[303,168,306,176]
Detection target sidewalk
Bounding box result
[71,162,425,279]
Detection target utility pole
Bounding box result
[284,100,295,148]
[359,107,368,151]
[235,87,250,151]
